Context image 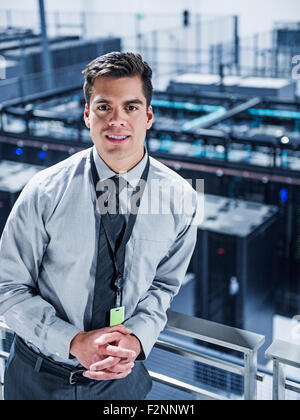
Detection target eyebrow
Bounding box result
[93,98,145,106]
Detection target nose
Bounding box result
[108,108,127,127]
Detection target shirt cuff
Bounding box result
[46,318,82,361]
[130,333,146,361]
[124,317,157,360]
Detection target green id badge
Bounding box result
[110,306,125,326]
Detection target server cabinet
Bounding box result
[0,160,44,235]
[191,194,279,364]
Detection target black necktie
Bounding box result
[89,176,127,331]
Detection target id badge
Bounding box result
[110,306,125,326]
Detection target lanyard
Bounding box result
[90,148,150,307]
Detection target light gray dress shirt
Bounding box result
[0,145,198,367]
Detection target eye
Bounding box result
[127,105,138,111]
[98,104,109,111]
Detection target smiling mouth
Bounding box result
[106,135,130,143]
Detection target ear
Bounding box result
[146,105,154,130]
[84,104,90,129]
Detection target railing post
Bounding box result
[273,360,286,400]
[38,0,54,90]
[265,339,300,401]
[244,351,257,400]
[233,15,240,73]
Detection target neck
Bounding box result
[96,147,145,174]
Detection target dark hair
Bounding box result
[82,52,153,108]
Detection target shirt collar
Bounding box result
[92,145,149,189]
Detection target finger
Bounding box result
[107,362,134,374]
[83,368,132,381]
[94,331,125,345]
[91,353,107,364]
[89,356,121,372]
[102,344,136,361]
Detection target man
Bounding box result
[0,52,198,400]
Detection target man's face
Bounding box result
[84,75,153,170]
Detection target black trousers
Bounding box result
[4,337,152,400]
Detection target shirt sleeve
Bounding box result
[0,176,81,360]
[124,194,199,360]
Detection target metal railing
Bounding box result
[149,310,265,400]
[265,339,300,400]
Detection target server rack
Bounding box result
[191,194,279,364]
[0,160,44,235]
[3,37,121,75]
[168,74,296,100]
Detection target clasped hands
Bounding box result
[69,324,141,381]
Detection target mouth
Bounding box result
[105,134,131,144]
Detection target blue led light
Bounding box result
[39,151,46,159]
[249,108,300,120]
[15,148,23,156]
[280,189,288,202]
[151,99,221,113]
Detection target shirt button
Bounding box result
[28,339,32,343]
[55,352,60,357]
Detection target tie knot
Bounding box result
[97,176,128,196]
[110,175,128,195]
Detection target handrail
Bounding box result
[149,310,265,400]
[165,310,265,353]
[265,339,300,400]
